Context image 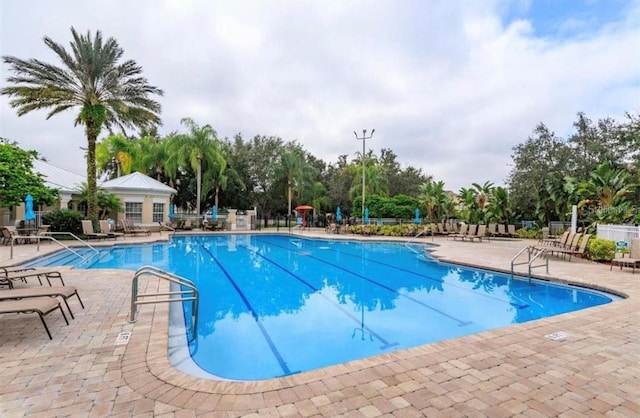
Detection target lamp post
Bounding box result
[196,153,202,228]
[354,129,374,229]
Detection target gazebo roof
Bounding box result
[100,171,176,195]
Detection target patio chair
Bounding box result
[99,220,124,240]
[497,224,507,237]
[464,224,487,242]
[437,223,449,236]
[0,297,69,339]
[555,234,591,261]
[538,230,570,249]
[610,238,640,273]
[1,268,66,289]
[81,220,108,240]
[0,285,84,319]
[120,219,152,236]
[451,224,471,241]
[2,226,24,245]
[507,224,518,238]
[486,223,497,239]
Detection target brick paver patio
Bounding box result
[1,230,639,417]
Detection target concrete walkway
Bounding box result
[1,230,639,417]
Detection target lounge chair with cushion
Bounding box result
[81,220,109,240]
[0,297,69,339]
[0,285,84,319]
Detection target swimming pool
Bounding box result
[27,234,615,380]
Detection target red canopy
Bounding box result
[294,205,313,228]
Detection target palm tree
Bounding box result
[577,162,636,224]
[1,28,163,221]
[418,179,447,222]
[96,133,140,179]
[168,118,225,225]
[276,145,308,218]
[472,181,494,223]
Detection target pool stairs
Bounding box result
[129,266,199,342]
[20,233,102,268]
[511,246,549,283]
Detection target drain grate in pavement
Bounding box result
[115,331,132,345]
[545,331,568,341]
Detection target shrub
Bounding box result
[586,238,616,261]
[42,209,83,236]
[516,228,541,239]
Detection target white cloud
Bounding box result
[1,0,638,192]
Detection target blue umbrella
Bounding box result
[414,208,420,224]
[25,194,36,221]
[336,206,342,223]
[168,203,175,220]
[364,207,369,224]
[211,205,217,221]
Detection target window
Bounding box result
[152,203,164,223]
[125,202,143,224]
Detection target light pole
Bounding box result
[354,129,374,229]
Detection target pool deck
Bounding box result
[1,229,639,417]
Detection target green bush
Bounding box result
[516,228,541,239]
[586,238,616,261]
[42,209,83,236]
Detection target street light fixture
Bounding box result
[354,129,375,230]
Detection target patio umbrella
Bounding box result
[25,194,36,229]
[168,203,175,220]
[336,206,342,224]
[294,205,313,228]
[211,205,217,221]
[364,207,369,224]
[414,208,420,225]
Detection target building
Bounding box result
[1,160,176,228]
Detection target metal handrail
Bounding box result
[129,265,198,340]
[159,222,176,235]
[9,232,98,260]
[405,228,429,254]
[511,246,549,283]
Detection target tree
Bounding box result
[1,28,163,222]
[168,118,225,223]
[275,143,307,216]
[0,139,57,207]
[507,123,572,219]
[576,162,636,225]
[418,179,447,222]
[74,182,123,219]
[96,134,140,179]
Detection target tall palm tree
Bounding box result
[276,145,308,218]
[1,28,163,221]
[168,118,225,225]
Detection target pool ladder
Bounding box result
[129,266,199,340]
[511,246,549,283]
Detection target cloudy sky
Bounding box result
[1,0,639,191]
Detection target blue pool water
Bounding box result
[27,234,614,380]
